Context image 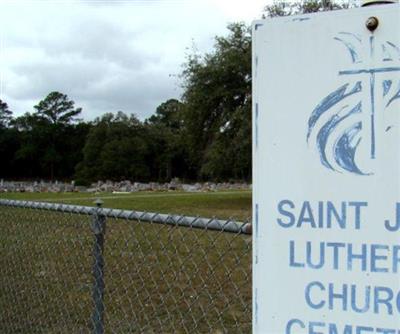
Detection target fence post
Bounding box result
[91,199,106,334]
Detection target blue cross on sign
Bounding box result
[307,33,400,175]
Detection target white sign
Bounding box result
[252,5,400,334]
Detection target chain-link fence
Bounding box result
[0,199,252,333]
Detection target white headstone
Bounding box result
[253,4,400,333]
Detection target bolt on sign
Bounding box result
[252,4,400,334]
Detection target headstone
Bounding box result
[253,4,400,333]
[182,184,201,192]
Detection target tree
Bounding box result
[263,0,353,17]
[0,99,12,128]
[147,99,184,130]
[11,110,89,180]
[33,92,83,179]
[34,91,82,125]
[11,112,50,178]
[146,99,189,181]
[75,112,149,183]
[10,93,85,180]
[181,22,252,181]
[179,3,354,181]
[0,99,17,178]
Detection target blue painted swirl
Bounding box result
[383,80,392,97]
[386,81,400,108]
[386,41,400,60]
[334,122,365,175]
[334,33,362,64]
[307,81,362,140]
[315,102,362,171]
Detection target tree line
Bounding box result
[0,23,251,185]
[0,1,353,185]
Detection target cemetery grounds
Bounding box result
[0,190,252,332]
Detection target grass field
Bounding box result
[0,190,252,221]
[0,191,252,333]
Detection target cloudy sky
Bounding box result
[0,0,269,121]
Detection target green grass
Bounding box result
[0,190,252,221]
[0,202,252,333]
[0,190,252,333]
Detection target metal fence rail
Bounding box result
[0,199,252,333]
[0,199,252,235]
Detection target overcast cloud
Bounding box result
[0,0,267,120]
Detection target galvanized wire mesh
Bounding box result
[0,200,252,333]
